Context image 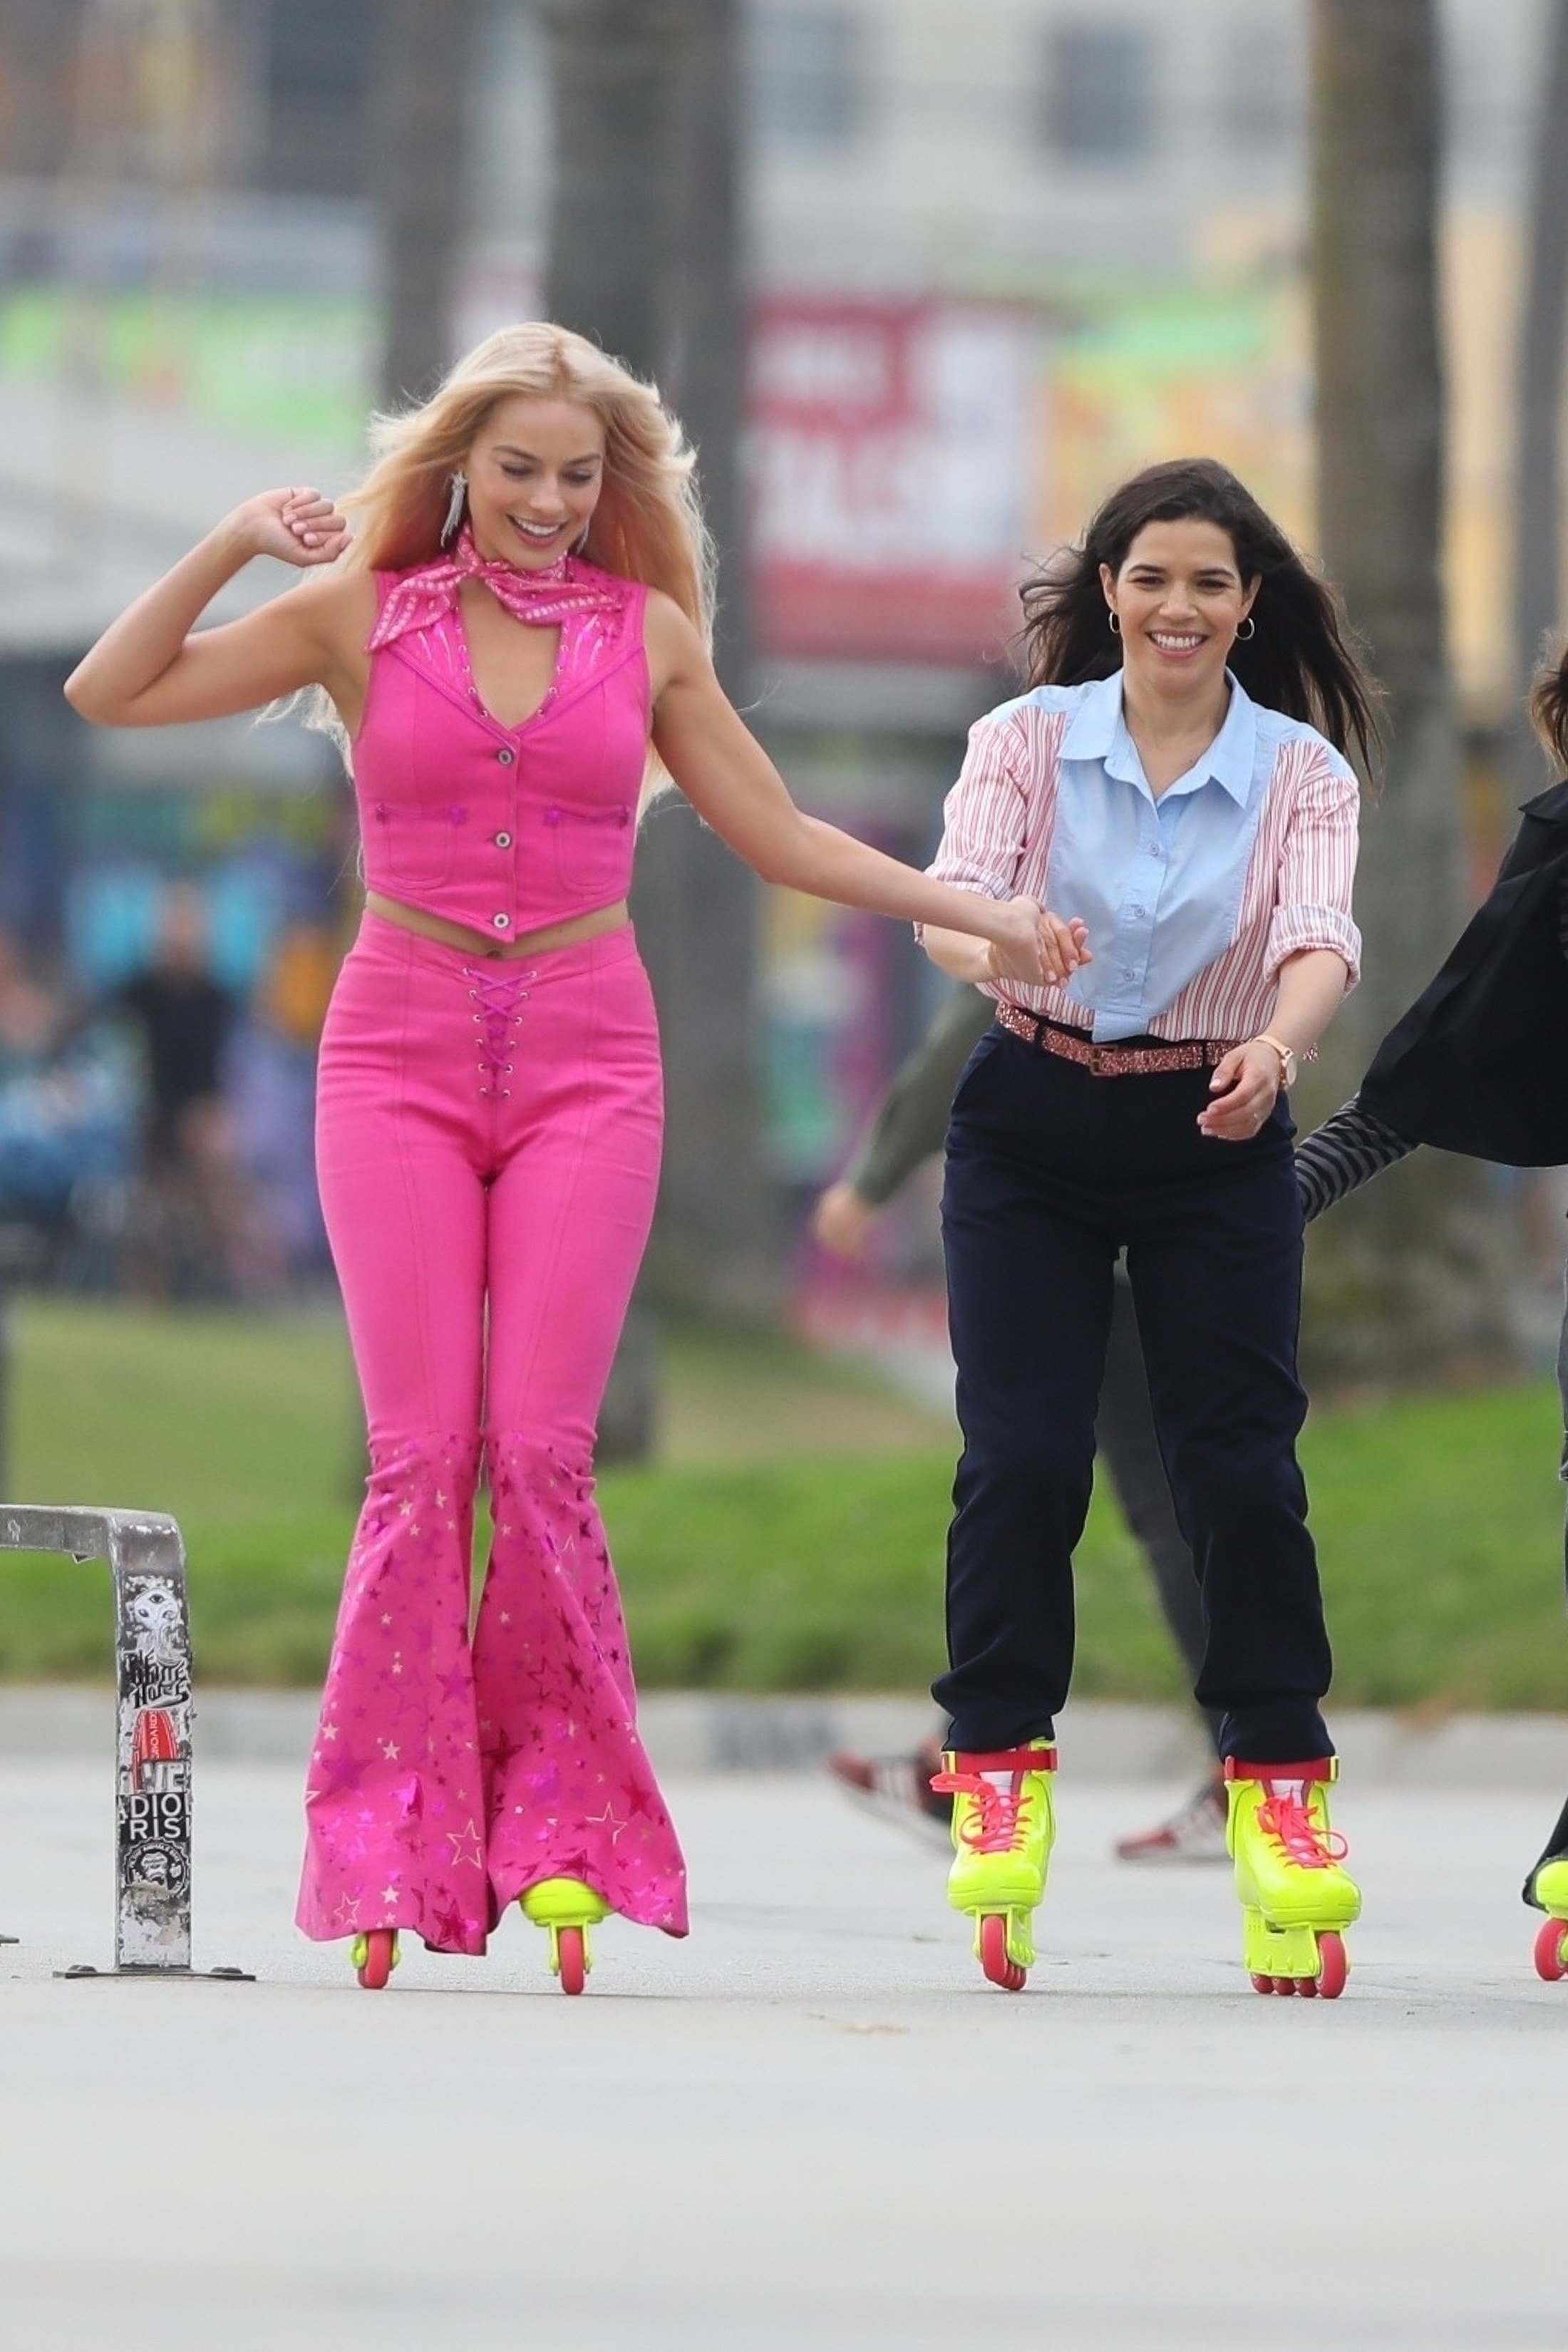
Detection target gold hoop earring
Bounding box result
[1107,611,1121,636]
[1236,616,1256,641]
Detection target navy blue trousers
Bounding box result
[934,1024,1333,1763]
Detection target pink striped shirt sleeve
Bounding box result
[925,706,1056,904]
[1262,740,1361,986]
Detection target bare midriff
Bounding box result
[364,890,631,960]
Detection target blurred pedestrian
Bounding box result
[0,927,63,1078]
[1289,633,1568,1985]
[64,321,1056,1993]
[916,457,1378,1992]
[108,882,251,1299]
[814,984,1227,1862]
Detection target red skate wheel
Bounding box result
[1315,1931,1348,1999]
[1296,1974,1319,1998]
[557,1925,587,1996]
[979,1914,1023,1991]
[1249,1972,1275,1995]
[1533,1914,1568,1983]
[1273,1975,1297,1996]
[356,1929,395,1991]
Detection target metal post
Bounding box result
[0,1505,249,1979]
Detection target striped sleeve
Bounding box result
[1263,744,1362,987]
[1295,1095,1416,1221]
[925,711,1035,903]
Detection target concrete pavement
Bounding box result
[4,1761,1568,2351]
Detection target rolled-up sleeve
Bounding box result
[924,713,1031,904]
[1264,746,1362,988]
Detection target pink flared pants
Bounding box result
[295,912,687,1954]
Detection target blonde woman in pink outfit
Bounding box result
[64,324,1058,1994]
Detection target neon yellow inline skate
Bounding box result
[351,1929,400,1990]
[1225,1756,1359,1998]
[1528,1856,1568,1982]
[929,1741,1056,1991]
[520,1877,611,1996]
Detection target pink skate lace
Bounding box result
[463,966,535,1097]
[1255,1783,1350,1870]
[930,1748,1056,1855]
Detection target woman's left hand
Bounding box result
[1197,1040,1281,1141]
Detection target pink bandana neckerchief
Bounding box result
[367,525,626,651]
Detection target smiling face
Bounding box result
[463,393,607,568]
[1100,517,1259,701]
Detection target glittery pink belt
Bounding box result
[995,1001,1228,1076]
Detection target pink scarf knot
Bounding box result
[368,527,627,650]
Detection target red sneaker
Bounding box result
[1114,1773,1228,1864]
[826,1735,953,1849]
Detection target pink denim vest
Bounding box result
[354,564,649,941]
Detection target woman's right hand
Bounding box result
[224,488,351,569]
[987,899,1090,989]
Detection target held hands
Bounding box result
[986,899,1091,989]
[226,487,351,569]
[1197,1038,1284,1141]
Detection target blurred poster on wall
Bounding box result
[748,298,1041,664]
[1038,281,1311,556]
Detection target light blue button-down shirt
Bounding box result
[1042,669,1268,1043]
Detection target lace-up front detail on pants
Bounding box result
[465,965,535,1098]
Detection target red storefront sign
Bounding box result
[749,298,1039,665]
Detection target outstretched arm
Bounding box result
[815,986,997,1255]
[64,489,365,731]
[1295,1097,1418,1220]
[646,597,1075,987]
[846,987,997,1207]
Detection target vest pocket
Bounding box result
[542,800,634,897]
[371,798,466,890]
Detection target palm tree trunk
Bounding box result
[373,0,478,408]
[1305,0,1519,1382]
[1507,0,1568,795]
[544,0,778,1325]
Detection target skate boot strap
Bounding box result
[1224,1755,1338,1785]
[934,1745,1058,1778]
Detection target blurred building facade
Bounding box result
[0,0,1554,1256]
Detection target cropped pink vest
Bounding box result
[353,562,650,941]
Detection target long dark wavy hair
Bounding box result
[1530,640,1568,768]
[1019,458,1381,775]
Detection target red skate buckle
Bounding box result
[1224,1755,1337,1785]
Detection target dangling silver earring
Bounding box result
[441,471,468,545]
[1107,609,1121,636]
[573,522,591,554]
[1236,615,1256,640]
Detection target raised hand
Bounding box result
[229,487,351,569]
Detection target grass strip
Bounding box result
[2,1299,1565,1709]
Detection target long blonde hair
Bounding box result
[344,321,713,638]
